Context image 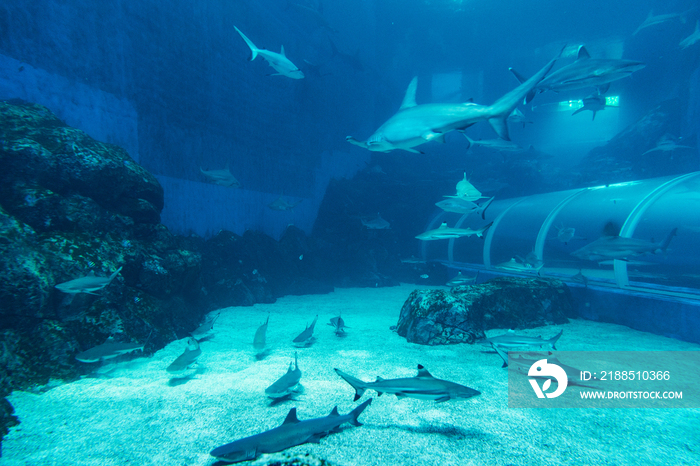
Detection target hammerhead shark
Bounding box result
[55,266,122,295]
[234,26,304,79]
[346,54,558,153]
[334,364,480,403]
[265,352,302,399]
[292,315,318,347]
[210,399,371,463]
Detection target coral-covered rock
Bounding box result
[396,277,571,345]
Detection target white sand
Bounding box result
[3,284,700,465]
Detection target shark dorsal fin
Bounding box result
[294,351,298,370]
[287,362,293,372]
[438,222,448,229]
[375,376,385,382]
[399,77,418,110]
[282,408,300,425]
[577,45,590,60]
[88,271,96,277]
[416,364,434,378]
[329,406,339,416]
[280,45,286,56]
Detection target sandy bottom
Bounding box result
[3,284,700,466]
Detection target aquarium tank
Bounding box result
[1,0,699,465]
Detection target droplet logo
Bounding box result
[528,359,568,398]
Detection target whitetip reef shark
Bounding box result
[335,364,480,403]
[346,53,559,153]
[265,352,302,399]
[55,266,122,295]
[234,26,304,79]
[209,399,371,463]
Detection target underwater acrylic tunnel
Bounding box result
[421,171,700,298]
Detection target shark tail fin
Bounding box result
[334,368,366,402]
[109,266,123,283]
[463,134,474,151]
[234,26,260,61]
[478,222,494,238]
[481,197,495,220]
[549,330,564,350]
[348,398,372,426]
[658,228,678,253]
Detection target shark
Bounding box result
[268,196,302,211]
[288,2,337,33]
[329,39,364,72]
[509,353,603,389]
[446,271,478,287]
[361,213,391,230]
[166,337,202,373]
[209,399,372,463]
[200,166,241,188]
[334,364,480,403]
[75,336,144,363]
[451,172,484,201]
[265,352,302,399]
[495,257,543,274]
[55,266,123,295]
[642,136,694,155]
[435,197,494,219]
[634,10,689,35]
[328,315,347,336]
[234,26,304,79]
[253,315,269,351]
[511,46,645,103]
[481,329,564,352]
[415,221,492,241]
[292,315,318,347]
[680,21,700,49]
[507,108,533,128]
[464,135,529,152]
[554,224,586,244]
[346,54,558,153]
[571,228,677,262]
[572,93,607,121]
[190,312,220,341]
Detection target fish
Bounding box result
[415,221,492,241]
[464,135,528,152]
[75,336,144,363]
[507,108,533,128]
[571,93,607,121]
[292,315,318,347]
[680,21,700,49]
[288,2,337,33]
[328,315,347,336]
[480,329,564,352]
[451,172,484,201]
[511,46,644,103]
[190,312,220,341]
[345,54,558,153]
[334,364,480,403]
[55,266,123,295]
[494,258,543,274]
[209,399,372,463]
[509,354,603,389]
[571,228,677,262]
[642,137,694,155]
[634,10,688,35]
[166,337,202,373]
[329,39,364,72]
[268,196,303,211]
[400,256,426,264]
[234,26,304,79]
[265,352,302,399]
[435,197,493,219]
[253,315,269,351]
[446,271,478,287]
[361,213,391,230]
[199,166,241,188]
[554,224,586,244]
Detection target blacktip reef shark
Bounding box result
[511,46,645,103]
[265,352,302,399]
[448,172,484,201]
[334,364,480,403]
[446,271,478,287]
[253,315,269,351]
[346,54,559,153]
[435,197,491,217]
[361,213,391,229]
[415,221,492,241]
[75,336,145,363]
[200,166,241,188]
[571,228,677,262]
[680,21,700,49]
[209,399,372,463]
[495,257,543,275]
[190,312,220,341]
[328,315,347,336]
[481,329,564,351]
[55,266,122,295]
[293,315,318,347]
[166,337,202,373]
[642,136,694,155]
[234,26,304,79]
[509,353,603,389]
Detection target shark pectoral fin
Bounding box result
[346,136,367,148]
[403,147,424,154]
[597,83,611,94]
[308,433,324,444]
[435,396,451,403]
[394,392,405,399]
[488,118,510,141]
[246,448,257,460]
